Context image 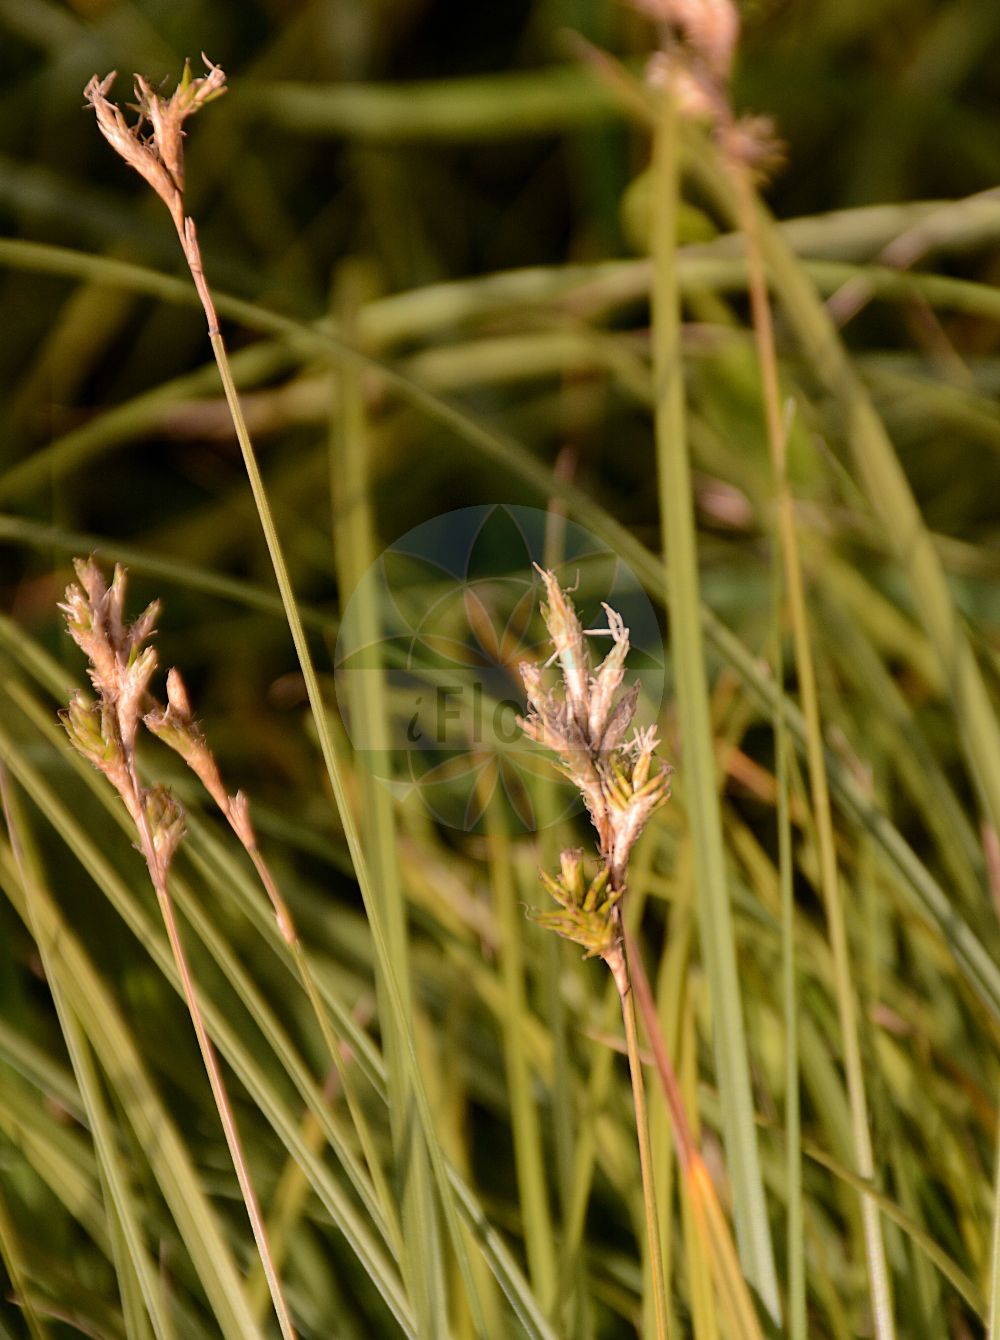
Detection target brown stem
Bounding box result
[181,216,220,336]
[126,765,298,1340]
[623,926,695,1174]
[624,927,768,1340]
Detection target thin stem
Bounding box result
[172,210,497,1336]
[625,929,765,1340]
[182,218,220,334]
[244,841,403,1263]
[649,80,779,1320]
[774,559,806,1338]
[606,929,669,1340]
[128,781,298,1340]
[989,1098,1000,1339]
[731,154,894,1338]
[734,156,809,1340]
[622,929,691,1170]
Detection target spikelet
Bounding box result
[519,570,672,960]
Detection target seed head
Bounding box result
[145,666,228,813]
[84,57,226,230]
[520,570,672,956]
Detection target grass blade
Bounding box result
[649,85,779,1319]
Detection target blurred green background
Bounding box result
[3,1,1000,1337]
[4,0,1000,785]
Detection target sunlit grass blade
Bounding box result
[731,141,893,1332]
[0,841,262,1337]
[0,696,416,1334]
[0,632,557,1337]
[4,774,171,1339]
[690,152,1000,842]
[329,265,446,1335]
[485,804,559,1316]
[0,1157,51,1340]
[649,84,779,1320]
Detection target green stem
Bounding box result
[134,813,298,1340]
[488,806,558,1315]
[607,934,669,1340]
[988,1077,1000,1338]
[649,85,780,1319]
[203,324,494,1329]
[732,156,894,1338]
[176,203,553,1325]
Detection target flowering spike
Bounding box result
[588,603,631,749]
[60,560,185,885]
[145,784,186,866]
[582,864,610,913]
[534,565,590,731]
[85,57,226,231]
[521,571,672,958]
[560,848,585,901]
[145,666,229,812]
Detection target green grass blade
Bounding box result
[0,1165,50,1340]
[650,87,779,1319]
[486,807,558,1315]
[0,848,262,1337]
[0,697,416,1335]
[6,785,171,1340]
[989,1081,1000,1337]
[330,269,446,1336]
[691,156,1000,841]
[244,65,622,141]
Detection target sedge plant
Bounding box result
[58,557,298,1340]
[81,56,502,1337]
[52,24,1000,1339]
[634,1,891,1332]
[519,567,767,1339]
[518,566,673,1337]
